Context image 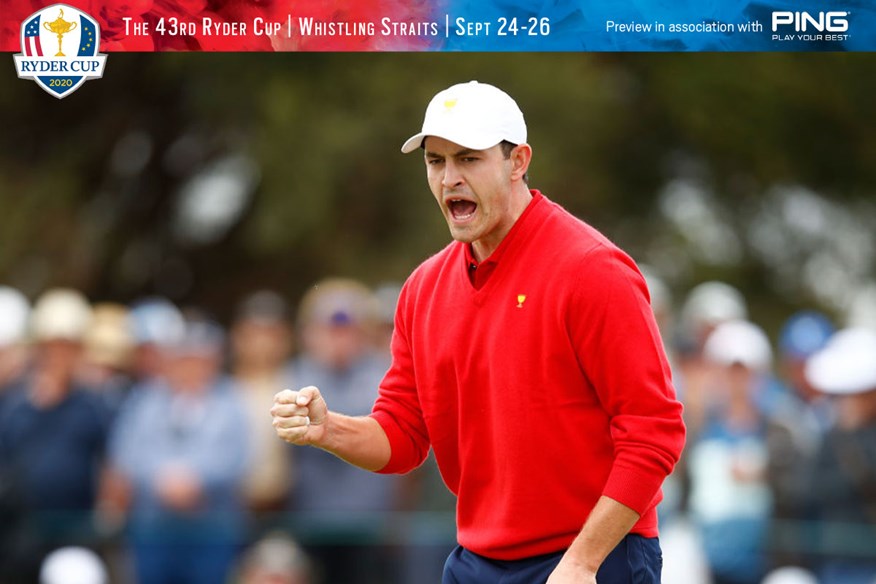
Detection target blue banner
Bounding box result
[437,0,873,51]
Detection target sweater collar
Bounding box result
[463,189,545,274]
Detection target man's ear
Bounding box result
[509,144,532,181]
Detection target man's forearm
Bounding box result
[561,496,641,574]
[273,387,392,472]
[318,412,392,472]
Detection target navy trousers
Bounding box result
[442,535,662,584]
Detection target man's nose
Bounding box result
[441,160,463,188]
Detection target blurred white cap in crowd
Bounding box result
[40,547,108,584]
[703,319,773,371]
[129,297,185,347]
[681,281,748,329]
[167,316,226,357]
[760,566,819,584]
[0,285,31,346]
[805,327,876,395]
[31,288,92,342]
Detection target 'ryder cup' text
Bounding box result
[16,57,103,73]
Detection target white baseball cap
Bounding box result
[681,281,748,328]
[805,327,876,395]
[40,547,108,584]
[129,297,185,347]
[0,286,30,346]
[703,319,773,371]
[31,288,92,342]
[401,81,527,153]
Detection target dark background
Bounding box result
[1,53,874,331]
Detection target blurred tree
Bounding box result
[0,53,873,328]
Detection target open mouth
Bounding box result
[448,199,477,221]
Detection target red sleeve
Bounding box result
[568,246,686,514]
[370,282,431,475]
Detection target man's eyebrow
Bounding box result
[424,148,478,158]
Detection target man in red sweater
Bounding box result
[272,81,686,584]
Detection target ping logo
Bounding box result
[771,11,849,32]
[13,4,108,98]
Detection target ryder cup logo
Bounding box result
[13,4,107,98]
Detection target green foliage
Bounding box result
[0,53,873,320]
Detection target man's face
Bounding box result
[165,351,221,393]
[303,321,366,372]
[424,136,517,260]
[231,319,292,371]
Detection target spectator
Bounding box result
[804,327,876,584]
[372,282,402,356]
[126,296,185,385]
[638,265,674,353]
[670,282,749,531]
[0,289,34,583]
[106,314,250,584]
[289,278,403,584]
[638,267,688,527]
[78,302,136,417]
[0,288,109,583]
[776,310,837,431]
[675,281,749,439]
[371,281,456,584]
[0,285,31,396]
[766,310,836,569]
[687,319,774,584]
[93,298,185,549]
[230,290,297,513]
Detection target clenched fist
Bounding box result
[271,386,328,446]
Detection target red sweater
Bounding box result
[371,191,685,560]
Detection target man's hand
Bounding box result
[271,386,328,446]
[546,558,597,584]
[545,496,641,584]
[155,466,202,511]
[271,385,391,471]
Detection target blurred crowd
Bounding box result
[0,274,875,584]
[0,279,454,584]
[646,276,876,584]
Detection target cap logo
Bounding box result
[443,98,458,112]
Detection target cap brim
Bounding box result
[400,131,506,154]
[401,133,426,153]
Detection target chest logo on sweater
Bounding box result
[516,294,527,308]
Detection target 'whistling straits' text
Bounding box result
[296,17,439,36]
